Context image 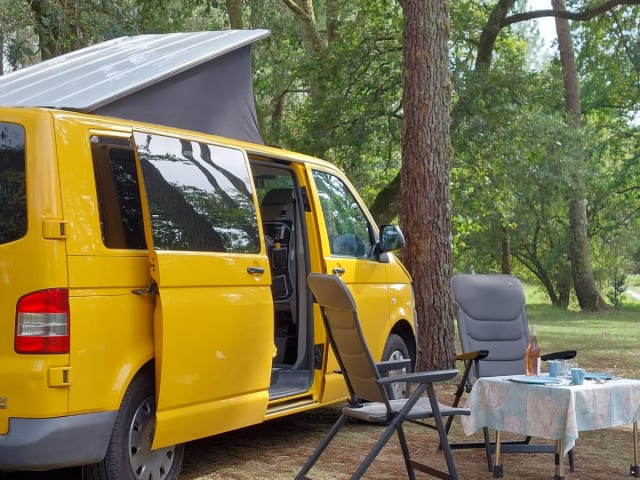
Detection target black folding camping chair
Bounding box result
[296,273,469,480]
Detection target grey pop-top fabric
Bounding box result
[0,30,269,144]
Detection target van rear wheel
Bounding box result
[381,333,411,399]
[83,372,184,480]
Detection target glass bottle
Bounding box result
[525,324,541,376]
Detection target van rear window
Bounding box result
[91,136,146,249]
[0,123,26,244]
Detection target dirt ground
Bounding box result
[176,381,637,479]
[6,381,635,480]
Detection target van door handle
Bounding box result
[332,267,345,275]
[132,281,158,296]
[247,266,265,274]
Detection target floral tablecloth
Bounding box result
[461,375,640,455]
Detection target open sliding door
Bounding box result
[131,131,273,448]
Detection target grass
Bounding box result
[524,283,640,379]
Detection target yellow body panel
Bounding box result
[54,118,157,414]
[0,110,68,434]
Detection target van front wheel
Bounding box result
[83,372,184,480]
[381,333,411,400]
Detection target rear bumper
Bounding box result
[0,412,116,471]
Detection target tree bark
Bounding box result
[553,0,608,310]
[280,0,325,55]
[226,0,244,29]
[398,0,455,371]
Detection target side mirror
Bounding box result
[378,225,405,253]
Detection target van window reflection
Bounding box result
[134,132,259,253]
[0,123,26,244]
[312,170,373,258]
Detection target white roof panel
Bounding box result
[0,29,270,110]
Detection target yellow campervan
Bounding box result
[0,31,416,480]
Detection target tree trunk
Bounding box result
[226,0,244,29]
[398,0,455,371]
[553,0,608,311]
[501,224,511,274]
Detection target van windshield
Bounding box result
[0,122,26,244]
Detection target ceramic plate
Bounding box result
[509,375,563,385]
[584,372,614,380]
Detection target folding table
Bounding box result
[461,374,640,479]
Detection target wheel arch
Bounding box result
[390,320,417,371]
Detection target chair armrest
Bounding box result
[377,368,458,386]
[541,350,577,361]
[453,350,489,362]
[376,359,412,373]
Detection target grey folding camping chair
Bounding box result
[296,273,469,480]
[448,273,576,475]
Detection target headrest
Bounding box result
[452,274,525,321]
[261,188,294,206]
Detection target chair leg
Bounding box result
[295,413,349,480]
[396,424,417,480]
[426,385,459,480]
[350,420,405,479]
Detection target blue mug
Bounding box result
[571,367,586,385]
[547,360,561,377]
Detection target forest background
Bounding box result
[1,0,639,370]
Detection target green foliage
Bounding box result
[254,0,404,204]
[451,2,640,308]
[575,6,640,118]
[606,272,627,308]
[0,0,36,70]
[132,0,228,33]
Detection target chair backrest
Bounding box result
[307,273,388,404]
[451,273,529,378]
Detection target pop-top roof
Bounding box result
[0,29,270,110]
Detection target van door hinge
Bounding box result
[42,219,68,239]
[314,344,324,370]
[48,367,72,387]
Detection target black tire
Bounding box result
[381,333,411,399]
[83,372,184,480]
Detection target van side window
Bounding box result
[312,170,374,258]
[91,136,147,249]
[133,132,259,253]
[0,123,26,244]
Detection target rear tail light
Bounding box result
[15,289,70,354]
